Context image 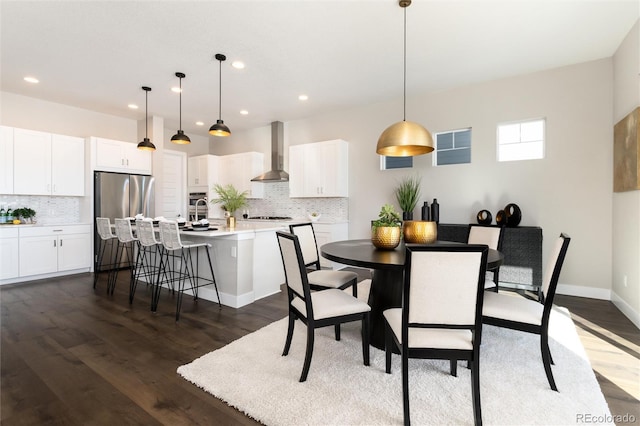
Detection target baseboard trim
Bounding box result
[556,282,611,300]
[611,290,640,329]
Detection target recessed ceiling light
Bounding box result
[298,94,308,101]
[240,110,249,115]
[231,61,245,69]
[171,86,182,93]
[128,104,138,109]
[196,121,204,126]
[24,76,39,84]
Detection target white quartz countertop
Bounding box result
[181,221,289,237]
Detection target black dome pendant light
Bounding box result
[209,53,231,137]
[171,72,191,144]
[137,86,156,151]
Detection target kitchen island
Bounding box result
[176,220,293,308]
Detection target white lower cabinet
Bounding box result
[0,228,19,280]
[18,225,91,277]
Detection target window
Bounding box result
[434,128,471,166]
[381,155,413,170]
[497,118,545,162]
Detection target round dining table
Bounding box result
[321,239,504,350]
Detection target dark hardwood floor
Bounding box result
[1,271,638,425]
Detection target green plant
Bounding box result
[395,175,421,213]
[211,184,248,214]
[372,204,402,228]
[21,207,36,219]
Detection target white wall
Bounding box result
[229,58,615,300]
[612,19,640,327]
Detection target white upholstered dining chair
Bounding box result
[467,224,504,291]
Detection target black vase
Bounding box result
[476,209,492,225]
[496,210,506,226]
[504,203,522,227]
[402,211,413,221]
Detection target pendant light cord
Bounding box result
[218,59,222,121]
[145,89,149,139]
[179,77,183,131]
[403,5,407,122]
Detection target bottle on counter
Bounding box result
[0,206,5,224]
[430,199,439,224]
[5,208,13,223]
[421,201,430,221]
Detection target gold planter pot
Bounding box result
[227,216,236,228]
[403,220,437,244]
[371,226,401,250]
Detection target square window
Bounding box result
[434,128,472,166]
[381,155,413,170]
[497,119,545,162]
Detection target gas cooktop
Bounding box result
[247,216,293,220]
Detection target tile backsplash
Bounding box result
[0,195,81,224]
[246,182,348,221]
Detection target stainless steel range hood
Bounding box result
[251,121,289,182]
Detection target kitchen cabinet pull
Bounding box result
[60,239,63,247]
[54,240,56,247]
[126,159,129,166]
[53,229,63,232]
[121,158,125,165]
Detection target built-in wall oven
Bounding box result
[188,192,208,221]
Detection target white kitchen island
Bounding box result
[177,220,292,308]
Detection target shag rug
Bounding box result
[178,305,612,425]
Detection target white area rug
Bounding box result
[178,306,612,425]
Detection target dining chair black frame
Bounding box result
[384,244,489,426]
[276,231,371,383]
[467,224,505,292]
[482,233,571,391]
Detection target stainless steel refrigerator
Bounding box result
[94,171,155,271]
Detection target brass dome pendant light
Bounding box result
[137,86,156,151]
[209,53,231,137]
[376,0,433,157]
[171,72,191,144]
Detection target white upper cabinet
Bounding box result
[218,152,265,199]
[0,126,14,194]
[187,154,220,201]
[289,139,349,198]
[13,128,85,196]
[93,137,152,175]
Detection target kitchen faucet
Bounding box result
[195,198,207,221]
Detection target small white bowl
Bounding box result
[308,213,321,222]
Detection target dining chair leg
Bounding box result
[493,268,500,292]
[94,238,108,289]
[402,350,410,426]
[471,358,482,426]
[107,241,123,295]
[385,321,393,374]
[282,313,295,356]
[352,278,358,298]
[299,326,315,382]
[334,324,341,341]
[362,313,370,366]
[541,331,558,391]
[450,360,458,377]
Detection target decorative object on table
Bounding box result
[211,183,248,228]
[430,198,439,224]
[375,0,433,157]
[371,204,402,250]
[503,203,522,227]
[495,210,506,226]
[307,212,321,222]
[613,106,639,192]
[395,175,421,220]
[403,220,437,244]
[421,201,430,221]
[476,209,492,225]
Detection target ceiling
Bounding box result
[1,1,638,138]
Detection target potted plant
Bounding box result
[371,204,402,250]
[395,175,421,220]
[13,207,36,224]
[211,184,248,227]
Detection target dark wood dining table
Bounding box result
[320,239,504,350]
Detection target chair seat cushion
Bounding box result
[383,308,473,350]
[482,291,543,326]
[292,289,370,320]
[307,270,357,289]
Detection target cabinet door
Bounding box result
[13,128,52,195]
[19,235,58,276]
[124,143,152,174]
[95,138,126,170]
[0,237,19,279]
[58,233,91,271]
[51,134,85,196]
[188,156,208,186]
[318,140,348,197]
[0,126,14,194]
